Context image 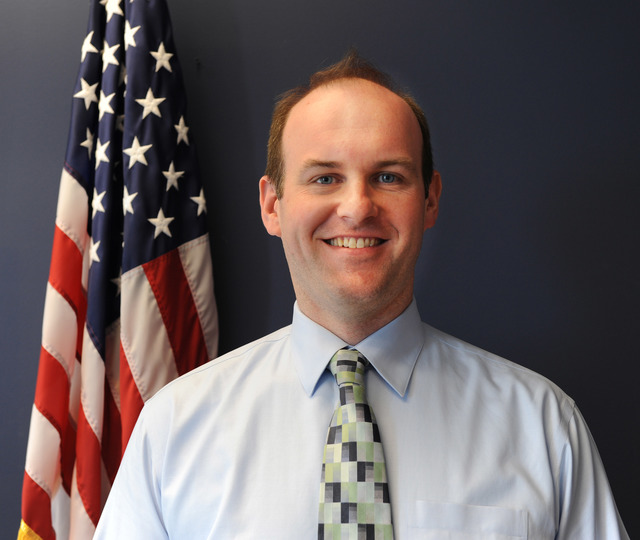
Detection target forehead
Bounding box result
[282,79,422,168]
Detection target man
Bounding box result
[96,52,628,538]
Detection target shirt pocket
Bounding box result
[408,501,528,540]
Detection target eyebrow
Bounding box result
[300,158,418,174]
[300,159,340,172]
[376,158,418,175]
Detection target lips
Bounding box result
[326,237,382,248]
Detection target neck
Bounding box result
[296,294,412,345]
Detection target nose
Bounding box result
[336,179,378,224]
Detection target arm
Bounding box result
[556,405,629,539]
[94,407,169,539]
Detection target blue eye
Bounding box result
[315,176,334,184]
[377,173,397,184]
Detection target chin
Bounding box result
[329,283,393,309]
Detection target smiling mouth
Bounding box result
[326,237,383,248]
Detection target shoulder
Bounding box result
[144,324,293,409]
[420,323,576,425]
[122,325,295,470]
[422,322,569,390]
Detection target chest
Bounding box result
[158,378,560,539]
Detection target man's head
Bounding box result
[264,50,434,199]
[259,54,442,342]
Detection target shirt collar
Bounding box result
[291,299,424,398]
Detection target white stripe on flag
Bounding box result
[69,466,95,539]
[51,486,70,540]
[80,327,105,440]
[25,405,61,498]
[121,266,179,401]
[179,235,219,360]
[41,282,77,378]
[55,169,89,254]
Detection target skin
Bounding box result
[260,78,442,344]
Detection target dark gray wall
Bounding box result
[2,0,638,534]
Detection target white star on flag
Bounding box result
[122,186,137,215]
[81,31,99,62]
[111,272,122,296]
[174,116,189,145]
[74,78,99,110]
[135,88,166,119]
[123,136,153,168]
[119,64,128,88]
[103,0,123,22]
[162,161,185,191]
[191,189,207,216]
[80,128,95,157]
[98,90,116,120]
[150,42,173,72]
[102,41,120,72]
[124,20,141,50]
[148,208,174,238]
[92,188,107,218]
[95,139,110,169]
[89,239,101,264]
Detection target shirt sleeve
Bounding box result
[556,405,629,539]
[94,406,169,539]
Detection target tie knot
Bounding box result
[329,349,367,389]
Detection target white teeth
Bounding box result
[328,237,380,248]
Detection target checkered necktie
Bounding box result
[318,349,394,539]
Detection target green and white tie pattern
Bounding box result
[318,349,394,539]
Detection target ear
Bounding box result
[259,176,282,237]
[423,171,442,231]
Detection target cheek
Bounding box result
[279,208,315,252]
[399,204,430,252]
[286,200,331,234]
[400,200,428,228]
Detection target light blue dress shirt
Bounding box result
[95,301,628,539]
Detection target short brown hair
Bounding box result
[264,50,434,198]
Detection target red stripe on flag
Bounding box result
[21,472,55,540]
[101,379,122,483]
[143,249,208,375]
[119,341,144,449]
[75,405,102,526]
[33,347,69,441]
[48,225,87,356]
[33,346,76,495]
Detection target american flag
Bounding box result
[19,0,218,537]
